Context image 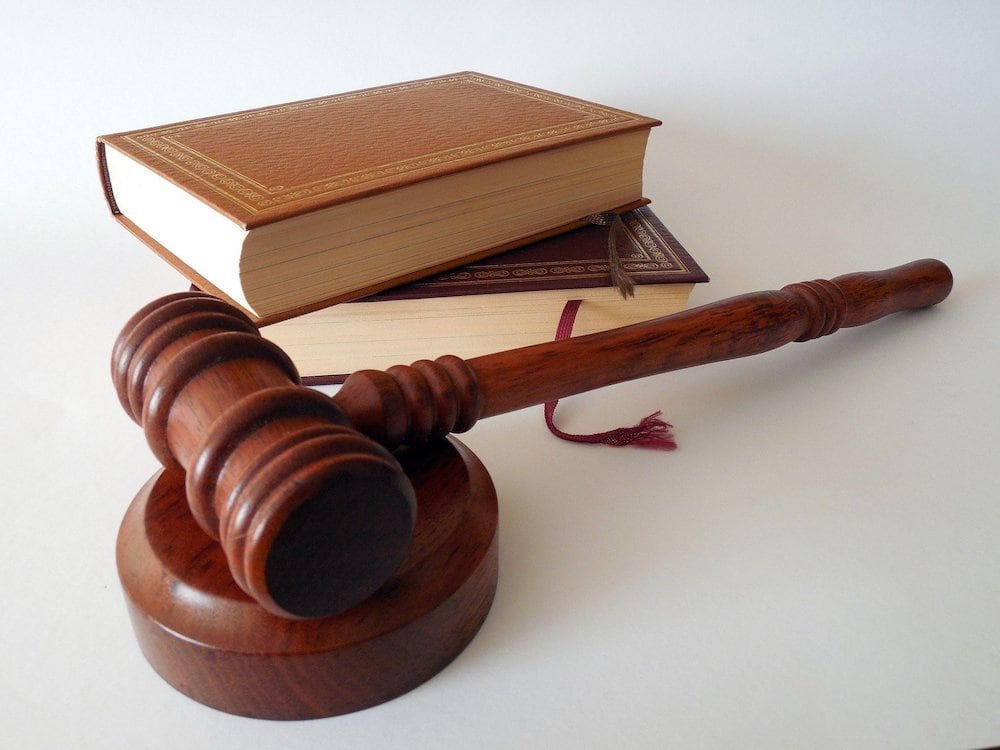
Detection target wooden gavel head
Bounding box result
[112,293,419,619]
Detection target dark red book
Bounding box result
[260,206,708,384]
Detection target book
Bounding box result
[260,206,708,384]
[97,71,661,324]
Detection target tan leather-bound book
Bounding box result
[97,72,660,324]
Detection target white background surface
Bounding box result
[3,3,998,748]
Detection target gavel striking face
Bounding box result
[112,260,953,620]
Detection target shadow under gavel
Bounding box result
[112,258,952,620]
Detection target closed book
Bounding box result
[261,206,709,384]
[97,72,660,324]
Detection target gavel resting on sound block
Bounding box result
[112,258,951,719]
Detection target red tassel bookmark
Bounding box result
[544,401,677,449]
[544,300,677,450]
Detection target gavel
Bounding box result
[112,258,952,620]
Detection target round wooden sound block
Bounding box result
[116,437,498,720]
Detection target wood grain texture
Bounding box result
[112,292,417,619]
[339,258,953,431]
[112,259,951,621]
[116,437,498,720]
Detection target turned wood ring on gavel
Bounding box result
[112,293,437,618]
[112,259,953,620]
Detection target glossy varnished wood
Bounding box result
[113,259,951,622]
[465,258,954,416]
[113,293,418,618]
[112,258,951,718]
[335,259,952,433]
[116,437,498,720]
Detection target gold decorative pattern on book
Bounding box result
[119,73,644,214]
[415,209,693,291]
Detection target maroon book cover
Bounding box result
[356,205,708,302]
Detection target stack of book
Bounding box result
[98,72,707,383]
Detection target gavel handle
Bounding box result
[336,259,952,444]
[473,258,952,416]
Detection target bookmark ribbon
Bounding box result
[588,212,636,298]
[544,299,676,450]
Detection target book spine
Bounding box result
[95,140,121,216]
